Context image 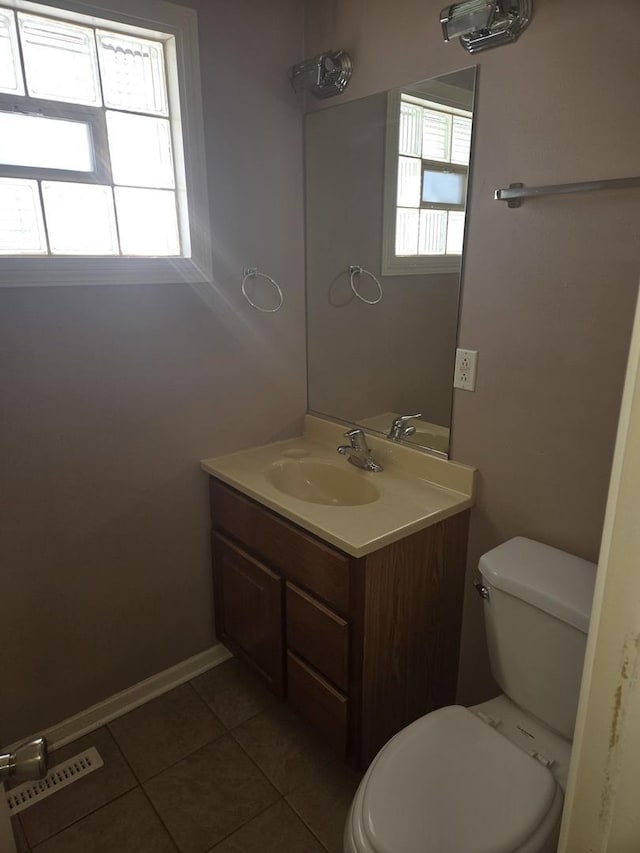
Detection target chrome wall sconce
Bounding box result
[289,50,352,99]
[440,0,532,53]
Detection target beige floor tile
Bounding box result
[31,788,176,853]
[144,735,279,853]
[232,704,334,795]
[109,683,225,781]
[209,799,325,853]
[286,759,362,853]
[191,658,279,730]
[20,726,136,849]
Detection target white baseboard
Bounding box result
[8,644,233,753]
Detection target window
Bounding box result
[382,81,473,276]
[0,0,211,285]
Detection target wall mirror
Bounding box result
[305,66,477,456]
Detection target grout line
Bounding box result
[28,788,142,852]
[183,679,226,727]
[227,705,339,799]
[189,695,270,734]
[106,688,227,786]
[131,729,228,786]
[187,667,278,734]
[279,799,336,853]
[104,730,179,852]
[226,719,284,790]
[285,796,336,853]
[201,798,285,853]
[103,725,157,792]
[138,785,181,853]
[225,724,287,799]
[21,730,138,849]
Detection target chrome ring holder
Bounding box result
[349,265,383,305]
[241,267,284,313]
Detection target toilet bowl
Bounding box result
[345,703,566,853]
[344,537,597,853]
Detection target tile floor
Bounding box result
[10,658,361,853]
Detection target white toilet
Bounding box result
[344,537,597,853]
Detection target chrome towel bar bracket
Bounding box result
[496,176,640,208]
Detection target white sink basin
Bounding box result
[265,459,380,506]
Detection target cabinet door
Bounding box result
[212,532,284,696]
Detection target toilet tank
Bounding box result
[479,537,597,741]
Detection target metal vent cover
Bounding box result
[6,747,103,815]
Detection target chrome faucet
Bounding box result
[337,429,383,472]
[388,413,422,442]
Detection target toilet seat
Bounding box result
[346,706,564,853]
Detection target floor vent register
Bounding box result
[6,747,104,815]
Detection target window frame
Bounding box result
[381,80,473,277]
[0,95,111,184]
[0,0,212,286]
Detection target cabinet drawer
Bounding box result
[286,583,349,692]
[287,651,348,756]
[210,479,350,615]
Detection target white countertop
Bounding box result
[201,415,476,557]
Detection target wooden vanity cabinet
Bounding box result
[209,477,469,768]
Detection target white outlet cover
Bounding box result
[454,348,478,391]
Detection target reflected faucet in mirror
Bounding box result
[388,413,422,441]
[305,67,477,457]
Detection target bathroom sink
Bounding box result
[265,459,380,506]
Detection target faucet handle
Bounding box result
[392,413,422,427]
[388,413,422,441]
[344,428,368,450]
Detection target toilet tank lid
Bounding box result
[479,537,597,633]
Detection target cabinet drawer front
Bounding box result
[210,479,350,615]
[287,651,348,756]
[286,583,349,692]
[212,532,284,695]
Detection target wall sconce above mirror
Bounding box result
[440,0,532,53]
[289,50,352,99]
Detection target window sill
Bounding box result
[381,254,462,277]
[0,254,212,287]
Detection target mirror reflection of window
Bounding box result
[395,95,471,258]
[381,72,475,277]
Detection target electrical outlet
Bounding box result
[454,348,478,391]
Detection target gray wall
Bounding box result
[304,0,640,701]
[0,0,306,744]
[3,0,639,746]
[306,92,459,427]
